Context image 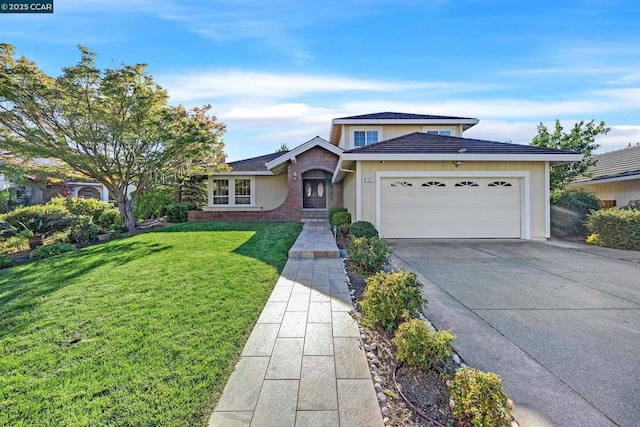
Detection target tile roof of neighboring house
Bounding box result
[574,144,640,182]
[228,151,287,172]
[336,112,476,120]
[343,132,579,155]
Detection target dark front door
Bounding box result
[302,179,326,209]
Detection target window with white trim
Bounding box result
[212,177,254,206]
[426,130,452,136]
[353,130,379,147]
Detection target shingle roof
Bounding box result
[343,132,579,155]
[336,112,476,121]
[228,151,287,172]
[574,144,640,182]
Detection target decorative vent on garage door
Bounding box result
[421,181,446,187]
[488,181,513,187]
[389,180,413,187]
[454,181,479,187]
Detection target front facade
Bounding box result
[190,113,581,240]
[568,145,640,208]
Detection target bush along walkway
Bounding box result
[209,229,384,427]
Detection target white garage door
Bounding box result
[380,177,521,238]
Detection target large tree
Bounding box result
[530,119,610,191]
[0,44,226,231]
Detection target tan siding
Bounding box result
[356,161,547,239]
[342,172,356,219]
[380,125,424,140]
[570,180,640,207]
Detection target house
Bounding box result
[567,145,640,208]
[189,112,581,240]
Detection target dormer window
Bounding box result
[354,130,379,147]
[426,130,452,136]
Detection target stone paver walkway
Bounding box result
[209,229,383,427]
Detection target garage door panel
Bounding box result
[380,177,522,239]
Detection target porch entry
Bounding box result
[302,170,328,209]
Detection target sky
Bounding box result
[1,0,639,161]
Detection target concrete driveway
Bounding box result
[389,240,640,427]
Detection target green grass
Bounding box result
[0,221,302,426]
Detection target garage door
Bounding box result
[380,177,521,238]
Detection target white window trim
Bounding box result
[208,176,256,207]
[422,126,454,136]
[375,171,531,240]
[351,127,382,149]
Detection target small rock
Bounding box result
[373,375,382,383]
[368,359,374,365]
[377,392,386,403]
[371,365,378,372]
[371,343,378,351]
[363,344,370,351]
[381,407,390,417]
[371,358,379,365]
[375,383,383,392]
[367,352,376,359]
[383,417,390,425]
[418,313,426,320]
[361,334,367,340]
[460,362,468,368]
[428,324,436,332]
[453,353,461,364]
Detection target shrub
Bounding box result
[393,319,455,370]
[550,189,601,238]
[623,199,640,210]
[331,211,352,234]
[0,221,17,238]
[134,187,176,220]
[0,254,15,269]
[0,236,28,255]
[69,215,99,244]
[360,271,424,331]
[448,367,514,427]
[50,196,114,224]
[0,204,74,236]
[349,221,378,238]
[29,243,77,261]
[587,208,640,250]
[347,236,391,274]
[328,206,348,220]
[97,208,124,232]
[165,203,190,223]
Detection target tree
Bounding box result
[530,119,610,190]
[276,143,289,153]
[0,44,226,231]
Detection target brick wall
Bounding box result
[188,146,343,222]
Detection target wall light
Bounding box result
[292,171,298,181]
[452,161,464,167]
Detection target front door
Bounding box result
[302,179,326,209]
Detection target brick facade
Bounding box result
[188,146,343,222]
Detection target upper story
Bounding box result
[329,112,479,150]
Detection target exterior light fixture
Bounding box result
[453,161,464,167]
[292,171,298,181]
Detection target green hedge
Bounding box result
[587,208,640,250]
[349,221,378,238]
[0,204,75,236]
[29,243,77,261]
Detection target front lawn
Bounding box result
[0,221,302,426]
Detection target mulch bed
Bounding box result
[338,236,458,426]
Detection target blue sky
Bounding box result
[2,0,639,161]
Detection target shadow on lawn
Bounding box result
[0,240,169,339]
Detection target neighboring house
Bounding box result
[568,145,640,208]
[190,112,581,240]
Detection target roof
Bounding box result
[573,144,640,183]
[344,132,579,155]
[329,112,480,145]
[335,112,477,121]
[265,136,341,174]
[227,152,286,173]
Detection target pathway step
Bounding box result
[288,229,340,258]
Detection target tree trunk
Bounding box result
[114,191,137,232]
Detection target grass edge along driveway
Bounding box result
[0,221,302,426]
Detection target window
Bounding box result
[353,130,379,147]
[234,179,251,204]
[422,181,446,187]
[212,177,253,206]
[212,179,229,205]
[389,180,413,187]
[426,130,452,136]
[455,181,479,187]
[488,181,513,187]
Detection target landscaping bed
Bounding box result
[346,267,457,426]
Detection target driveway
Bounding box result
[389,240,640,427]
